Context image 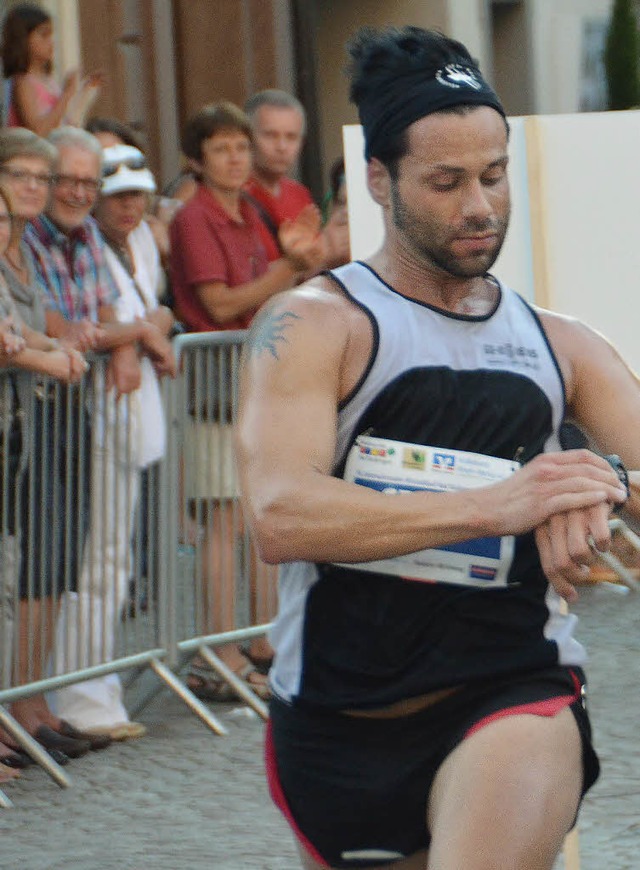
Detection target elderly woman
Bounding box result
[48,143,176,738]
[0,126,100,768]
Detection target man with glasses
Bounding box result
[25,127,172,392]
[24,126,172,738]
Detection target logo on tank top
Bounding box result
[359,444,395,458]
[402,447,426,470]
[432,452,456,472]
[483,342,540,370]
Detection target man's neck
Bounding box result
[368,246,498,317]
[250,166,283,197]
[44,212,85,239]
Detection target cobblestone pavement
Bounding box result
[0,583,638,870]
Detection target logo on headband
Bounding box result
[435,64,483,91]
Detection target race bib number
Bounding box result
[336,435,519,589]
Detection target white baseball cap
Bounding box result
[101,144,156,196]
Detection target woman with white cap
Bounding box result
[49,144,176,738]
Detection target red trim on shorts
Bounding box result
[265,719,330,867]
[464,683,579,741]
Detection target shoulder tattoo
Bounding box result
[246,307,302,360]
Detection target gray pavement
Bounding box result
[0,583,638,870]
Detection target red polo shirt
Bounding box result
[245,176,314,262]
[169,184,268,332]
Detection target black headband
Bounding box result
[359,63,506,161]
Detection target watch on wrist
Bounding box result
[603,454,629,512]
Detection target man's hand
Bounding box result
[490,449,627,537]
[534,503,613,602]
[279,204,324,273]
[106,344,141,396]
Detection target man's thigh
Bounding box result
[427,708,583,870]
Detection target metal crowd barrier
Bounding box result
[128,331,275,724]
[0,333,278,804]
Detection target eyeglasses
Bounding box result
[53,174,102,194]
[102,156,148,178]
[0,167,53,187]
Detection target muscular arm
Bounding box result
[541,311,640,517]
[533,311,640,597]
[236,291,624,565]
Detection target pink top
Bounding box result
[6,73,61,128]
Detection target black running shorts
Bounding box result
[266,666,599,868]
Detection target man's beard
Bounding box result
[390,182,509,278]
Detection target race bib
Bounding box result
[336,435,519,589]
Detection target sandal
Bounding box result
[186,661,270,702]
[238,662,271,700]
[187,670,237,703]
[240,643,274,676]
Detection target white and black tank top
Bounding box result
[270,261,587,709]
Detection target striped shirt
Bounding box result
[24,214,118,322]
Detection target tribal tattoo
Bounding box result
[247,308,302,359]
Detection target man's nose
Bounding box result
[462,179,493,221]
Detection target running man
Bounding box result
[236,26,637,870]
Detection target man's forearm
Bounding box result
[240,450,626,566]
[242,468,488,566]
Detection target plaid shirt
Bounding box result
[24,214,118,322]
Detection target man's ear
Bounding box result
[367,158,392,208]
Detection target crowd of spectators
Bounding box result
[0,3,350,784]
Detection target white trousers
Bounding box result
[49,388,140,729]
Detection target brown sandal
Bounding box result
[187,662,270,702]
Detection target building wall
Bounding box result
[74,0,295,188]
[314,0,450,185]
[527,0,611,114]
[491,2,534,116]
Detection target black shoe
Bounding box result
[57,720,112,751]
[0,748,32,769]
[34,725,90,759]
[46,747,70,766]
